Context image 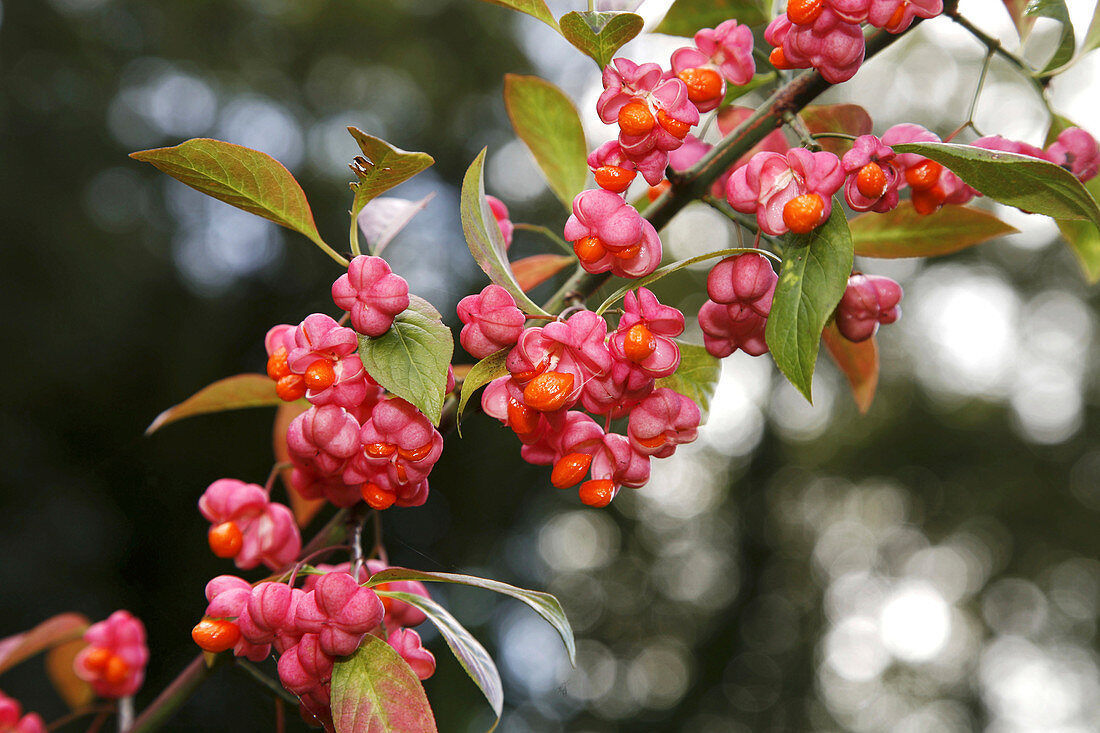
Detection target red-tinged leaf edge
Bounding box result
[331,635,438,733]
[146,373,281,435]
[0,613,90,675]
[822,322,879,414]
[513,254,575,291]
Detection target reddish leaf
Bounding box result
[822,322,878,414]
[331,635,437,733]
[46,639,94,709]
[273,400,322,527]
[850,203,1018,258]
[512,254,575,291]
[146,373,280,435]
[1002,0,1035,37]
[452,364,474,383]
[716,106,791,166]
[0,613,89,675]
[800,104,873,155]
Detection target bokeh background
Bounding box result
[3,0,1100,729]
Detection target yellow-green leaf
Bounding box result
[357,296,454,426]
[655,0,768,36]
[504,75,588,209]
[460,149,550,316]
[559,11,644,69]
[146,373,280,435]
[765,205,854,402]
[850,203,1018,258]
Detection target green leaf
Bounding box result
[456,347,511,433]
[377,590,503,723]
[513,254,575,291]
[460,149,550,316]
[475,0,559,31]
[1057,175,1100,282]
[821,323,878,414]
[1025,0,1075,73]
[331,635,437,733]
[559,11,644,70]
[765,205,854,402]
[1083,2,1100,55]
[146,373,280,435]
[365,568,576,664]
[346,128,435,222]
[357,295,454,426]
[850,203,1018,258]
[130,138,331,253]
[800,104,873,156]
[654,341,721,424]
[891,142,1100,228]
[1046,116,1100,282]
[595,247,779,315]
[503,75,589,209]
[655,0,768,36]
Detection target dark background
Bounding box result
[3,0,1100,730]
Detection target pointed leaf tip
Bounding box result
[130,138,327,248]
[504,75,589,210]
[146,373,281,435]
[460,150,550,316]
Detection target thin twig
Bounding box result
[945,7,1053,114]
[371,509,388,566]
[47,704,116,732]
[234,660,299,705]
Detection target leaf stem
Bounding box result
[312,235,351,268]
[349,213,363,258]
[371,509,388,566]
[811,132,857,142]
[945,7,1054,115]
[130,654,224,733]
[783,110,819,150]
